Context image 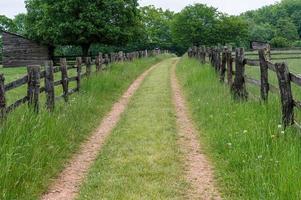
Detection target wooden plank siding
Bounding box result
[2,31,50,68]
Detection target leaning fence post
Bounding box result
[220,47,227,82]
[85,57,92,77]
[27,65,40,113]
[44,61,55,111]
[275,62,294,128]
[231,48,248,100]
[226,49,233,86]
[0,74,6,118]
[60,58,69,102]
[258,49,269,102]
[76,57,82,91]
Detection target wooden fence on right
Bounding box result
[188,46,301,129]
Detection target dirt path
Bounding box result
[170,60,222,200]
[41,62,161,200]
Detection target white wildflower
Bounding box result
[278,124,282,129]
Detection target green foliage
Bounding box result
[216,15,249,47]
[276,17,299,40]
[270,36,291,48]
[139,6,174,50]
[25,0,140,55]
[292,40,301,47]
[171,4,248,54]
[248,23,276,42]
[242,0,301,46]
[0,15,16,32]
[171,4,219,48]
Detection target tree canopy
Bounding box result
[25,0,140,56]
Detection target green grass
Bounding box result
[77,58,187,200]
[0,55,171,200]
[176,56,301,200]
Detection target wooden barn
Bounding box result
[1,31,51,68]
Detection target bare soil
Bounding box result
[170,60,222,200]
[41,62,160,200]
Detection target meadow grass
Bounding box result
[77,58,187,200]
[176,56,301,200]
[0,55,171,200]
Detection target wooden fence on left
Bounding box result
[0,49,166,118]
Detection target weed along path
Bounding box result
[171,62,222,200]
[41,61,162,200]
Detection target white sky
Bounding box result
[0,0,279,18]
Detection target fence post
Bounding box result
[76,57,82,91]
[99,53,103,71]
[60,58,69,102]
[0,74,6,118]
[27,65,40,113]
[220,47,227,82]
[104,54,110,66]
[44,61,55,111]
[275,62,294,128]
[258,49,269,102]
[231,48,248,100]
[226,49,233,86]
[95,55,100,72]
[85,57,92,77]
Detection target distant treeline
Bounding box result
[0,0,300,56]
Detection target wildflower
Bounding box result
[281,131,285,134]
[243,130,248,134]
[278,124,282,129]
[227,143,232,148]
[271,134,276,139]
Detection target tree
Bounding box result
[25,0,140,56]
[171,4,219,47]
[13,14,27,35]
[276,17,299,40]
[248,23,276,42]
[216,15,248,46]
[140,6,174,50]
[0,15,16,32]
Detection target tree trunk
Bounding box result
[81,44,91,57]
[48,45,55,61]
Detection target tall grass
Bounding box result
[0,55,170,200]
[176,56,301,200]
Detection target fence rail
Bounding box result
[0,49,167,118]
[188,46,301,129]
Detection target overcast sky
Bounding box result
[0,0,279,18]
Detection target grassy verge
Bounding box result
[176,56,301,200]
[77,58,187,200]
[0,55,171,200]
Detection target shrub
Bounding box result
[270,37,291,48]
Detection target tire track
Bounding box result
[170,60,222,200]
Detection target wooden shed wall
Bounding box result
[2,32,50,67]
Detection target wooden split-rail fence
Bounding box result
[188,46,301,129]
[0,49,166,118]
